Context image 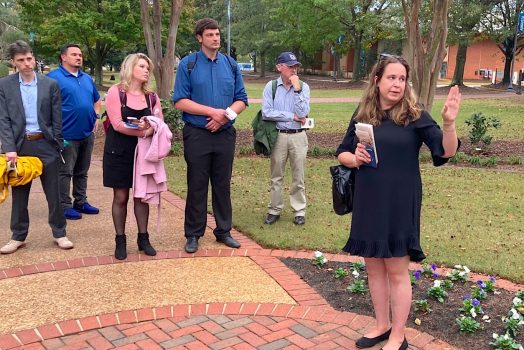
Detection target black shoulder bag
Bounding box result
[330,165,354,215]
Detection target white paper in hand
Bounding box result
[355,122,378,167]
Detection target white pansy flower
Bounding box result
[459,271,466,276]
[513,297,522,305]
[510,308,520,319]
[463,266,470,273]
[492,333,499,339]
[352,270,360,278]
[482,315,490,320]
[433,280,441,287]
[322,257,328,264]
[314,251,323,258]
[470,309,477,318]
[454,265,462,269]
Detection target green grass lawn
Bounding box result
[166,156,524,283]
[236,98,524,141]
[245,82,364,99]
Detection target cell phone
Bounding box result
[124,117,140,129]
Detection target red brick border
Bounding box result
[0,303,460,350]
[0,190,520,350]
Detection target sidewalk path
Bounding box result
[1,160,520,350]
[248,91,521,104]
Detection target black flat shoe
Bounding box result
[293,216,305,225]
[356,328,391,348]
[184,237,199,253]
[216,235,241,249]
[264,214,280,225]
[381,338,408,350]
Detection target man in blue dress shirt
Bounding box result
[261,52,311,226]
[173,18,248,253]
[48,44,101,220]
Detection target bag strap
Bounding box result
[118,88,127,107]
[271,79,303,101]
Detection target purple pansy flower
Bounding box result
[472,298,481,307]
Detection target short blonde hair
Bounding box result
[119,53,154,94]
[356,54,421,127]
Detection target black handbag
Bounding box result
[330,165,354,215]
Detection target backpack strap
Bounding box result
[270,80,303,101]
[187,52,198,76]
[187,52,237,80]
[225,54,238,80]
[118,88,127,107]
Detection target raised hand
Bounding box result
[441,85,461,124]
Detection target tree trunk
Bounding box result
[402,0,450,111]
[352,37,363,82]
[260,53,266,78]
[499,37,514,85]
[140,0,184,99]
[451,40,468,86]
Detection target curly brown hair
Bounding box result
[355,54,421,126]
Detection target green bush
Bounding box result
[464,112,501,148]
[0,63,10,78]
[161,99,183,136]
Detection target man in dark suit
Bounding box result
[0,40,74,254]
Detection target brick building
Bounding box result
[307,38,524,83]
[444,39,524,82]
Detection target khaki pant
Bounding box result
[268,131,308,216]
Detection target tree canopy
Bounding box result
[17,0,142,84]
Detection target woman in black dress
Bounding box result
[103,53,163,260]
[336,55,461,350]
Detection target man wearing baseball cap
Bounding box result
[261,52,311,226]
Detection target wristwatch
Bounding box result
[294,89,302,94]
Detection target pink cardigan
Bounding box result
[133,116,173,204]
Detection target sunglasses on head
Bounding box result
[379,53,402,60]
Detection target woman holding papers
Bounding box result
[336,54,461,350]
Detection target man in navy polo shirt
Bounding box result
[48,44,101,220]
[173,18,248,253]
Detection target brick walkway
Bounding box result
[1,189,521,350]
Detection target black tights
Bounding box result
[112,188,149,235]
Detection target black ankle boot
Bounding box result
[137,232,156,256]
[115,234,127,260]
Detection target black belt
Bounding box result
[24,133,45,140]
[278,129,304,134]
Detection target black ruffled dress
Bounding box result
[336,110,458,262]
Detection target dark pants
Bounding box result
[183,124,236,238]
[59,133,95,209]
[11,139,67,241]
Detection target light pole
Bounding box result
[227,0,231,56]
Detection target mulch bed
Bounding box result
[281,257,524,350]
[234,129,524,159]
